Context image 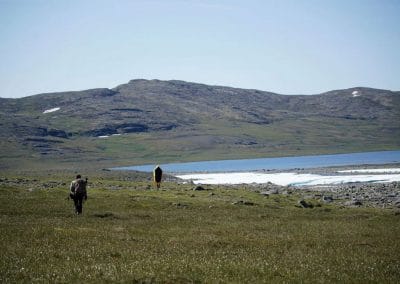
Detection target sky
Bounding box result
[0,0,399,98]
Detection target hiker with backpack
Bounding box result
[69,175,88,215]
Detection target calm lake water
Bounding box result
[113,150,400,173]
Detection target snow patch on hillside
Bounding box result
[98,134,122,138]
[352,91,360,97]
[43,107,60,114]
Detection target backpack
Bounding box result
[74,179,87,195]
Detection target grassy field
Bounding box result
[1,172,400,283]
[1,111,399,172]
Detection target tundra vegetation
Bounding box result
[1,80,400,282]
[1,171,399,283]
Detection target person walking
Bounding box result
[153,165,163,189]
[69,175,88,215]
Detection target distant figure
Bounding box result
[153,165,163,189]
[69,175,88,214]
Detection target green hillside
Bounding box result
[1,80,399,170]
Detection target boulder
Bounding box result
[344,200,362,206]
[322,196,334,203]
[394,198,400,208]
[47,129,69,138]
[193,185,206,191]
[298,200,313,208]
[261,189,279,195]
[232,200,255,206]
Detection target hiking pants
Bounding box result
[73,193,85,214]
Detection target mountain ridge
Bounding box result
[0,79,399,170]
[3,79,398,99]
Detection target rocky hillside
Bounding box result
[1,79,399,169]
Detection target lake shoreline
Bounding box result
[113,150,400,173]
[173,163,400,209]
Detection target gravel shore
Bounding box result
[253,163,400,208]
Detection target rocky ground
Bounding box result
[2,164,400,209]
[250,181,400,209]
[250,164,400,208]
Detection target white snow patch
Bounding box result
[43,107,60,114]
[176,172,400,186]
[98,134,121,138]
[338,168,400,174]
[352,91,360,97]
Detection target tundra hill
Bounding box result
[0,79,399,170]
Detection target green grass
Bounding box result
[1,111,399,170]
[87,116,400,168]
[1,174,400,283]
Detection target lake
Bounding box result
[113,150,400,173]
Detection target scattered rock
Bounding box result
[173,202,188,208]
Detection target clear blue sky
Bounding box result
[1,0,399,98]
